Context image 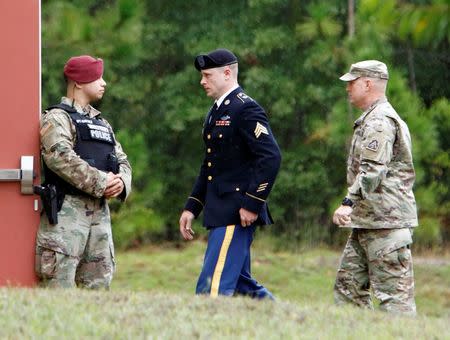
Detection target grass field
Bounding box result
[1,238,449,339]
[112,238,450,318]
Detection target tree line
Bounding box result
[41,0,449,249]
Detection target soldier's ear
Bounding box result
[224,67,231,78]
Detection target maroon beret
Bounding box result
[63,55,104,83]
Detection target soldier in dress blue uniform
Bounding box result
[179,48,281,299]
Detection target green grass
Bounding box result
[2,288,448,339]
[1,239,449,338]
[1,288,448,339]
[112,239,450,317]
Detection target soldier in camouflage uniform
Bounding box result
[35,55,132,289]
[332,60,418,315]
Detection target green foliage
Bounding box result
[42,0,449,247]
[114,130,146,185]
[425,98,450,241]
[296,3,342,41]
[111,193,165,249]
[397,2,449,47]
[414,216,443,249]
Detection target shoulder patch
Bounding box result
[366,139,379,152]
[237,92,254,103]
[40,121,54,137]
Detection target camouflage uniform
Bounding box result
[345,98,417,229]
[35,97,132,289]
[335,97,418,315]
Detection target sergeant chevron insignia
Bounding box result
[254,122,269,138]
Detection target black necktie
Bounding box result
[207,103,218,125]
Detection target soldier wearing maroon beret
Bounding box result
[35,55,132,289]
[63,55,104,83]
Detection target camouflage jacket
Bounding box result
[40,97,132,199]
[346,98,418,229]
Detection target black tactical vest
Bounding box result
[43,103,118,196]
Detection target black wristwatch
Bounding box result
[342,197,354,207]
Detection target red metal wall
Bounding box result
[0,0,41,286]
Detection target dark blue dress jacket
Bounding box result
[184,87,281,227]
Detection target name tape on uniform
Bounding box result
[88,124,110,133]
[76,119,93,124]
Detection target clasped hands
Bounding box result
[104,172,124,198]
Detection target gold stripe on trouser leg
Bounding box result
[210,225,236,297]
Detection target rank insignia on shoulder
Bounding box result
[254,122,269,138]
[366,139,379,151]
[238,92,248,99]
[237,92,253,103]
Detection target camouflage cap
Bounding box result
[339,60,389,81]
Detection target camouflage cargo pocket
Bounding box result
[36,247,58,279]
[373,246,411,279]
[397,246,412,270]
[367,228,412,261]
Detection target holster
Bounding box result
[34,184,59,225]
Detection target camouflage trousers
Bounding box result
[35,194,115,289]
[334,228,416,315]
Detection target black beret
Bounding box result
[194,48,238,71]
